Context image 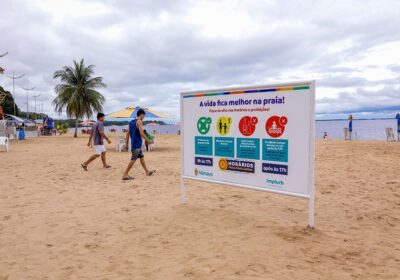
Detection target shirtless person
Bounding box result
[81,112,111,171]
[122,109,155,180]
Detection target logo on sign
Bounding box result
[197,117,212,135]
[262,163,288,175]
[266,116,288,138]
[216,116,232,136]
[194,168,213,177]
[195,157,213,166]
[266,179,285,186]
[239,116,258,136]
[219,158,255,173]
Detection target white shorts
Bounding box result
[95,145,106,155]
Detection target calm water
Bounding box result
[316,119,399,140]
[71,119,399,141]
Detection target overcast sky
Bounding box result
[0,0,399,120]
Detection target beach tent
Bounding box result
[4,114,36,126]
[35,119,44,125]
[107,106,167,119]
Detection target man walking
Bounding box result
[43,115,48,135]
[122,108,155,180]
[348,114,353,140]
[81,112,111,171]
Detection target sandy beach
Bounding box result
[0,134,399,279]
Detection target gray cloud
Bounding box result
[0,0,399,120]
[318,76,369,88]
[317,86,400,118]
[388,64,400,73]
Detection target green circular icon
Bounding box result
[197,117,212,134]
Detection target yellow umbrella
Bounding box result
[107,106,168,119]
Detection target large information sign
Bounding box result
[180,81,315,226]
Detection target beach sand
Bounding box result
[0,134,399,279]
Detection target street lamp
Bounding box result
[33,93,41,115]
[40,96,45,114]
[6,72,25,116]
[22,86,35,119]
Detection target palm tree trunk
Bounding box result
[74,118,79,137]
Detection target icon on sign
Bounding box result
[239,116,258,136]
[216,116,232,136]
[197,117,212,135]
[266,116,288,138]
[219,158,228,171]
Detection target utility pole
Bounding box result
[40,96,44,115]
[33,93,41,115]
[6,72,25,116]
[22,86,35,119]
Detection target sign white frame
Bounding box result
[180,81,316,227]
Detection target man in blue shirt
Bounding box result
[122,109,155,180]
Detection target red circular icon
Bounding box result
[266,116,288,138]
[279,116,288,126]
[239,116,258,136]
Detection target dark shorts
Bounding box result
[131,148,144,161]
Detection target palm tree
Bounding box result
[53,59,106,137]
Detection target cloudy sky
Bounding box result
[0,0,399,120]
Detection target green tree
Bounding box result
[52,59,106,137]
[0,86,20,116]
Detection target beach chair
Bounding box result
[116,135,130,152]
[142,141,155,152]
[6,125,17,140]
[148,141,155,151]
[344,127,351,140]
[0,120,6,137]
[385,128,395,141]
[0,137,9,152]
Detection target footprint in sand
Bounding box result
[2,215,11,221]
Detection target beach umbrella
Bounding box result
[79,120,95,126]
[107,106,168,119]
[146,122,160,126]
